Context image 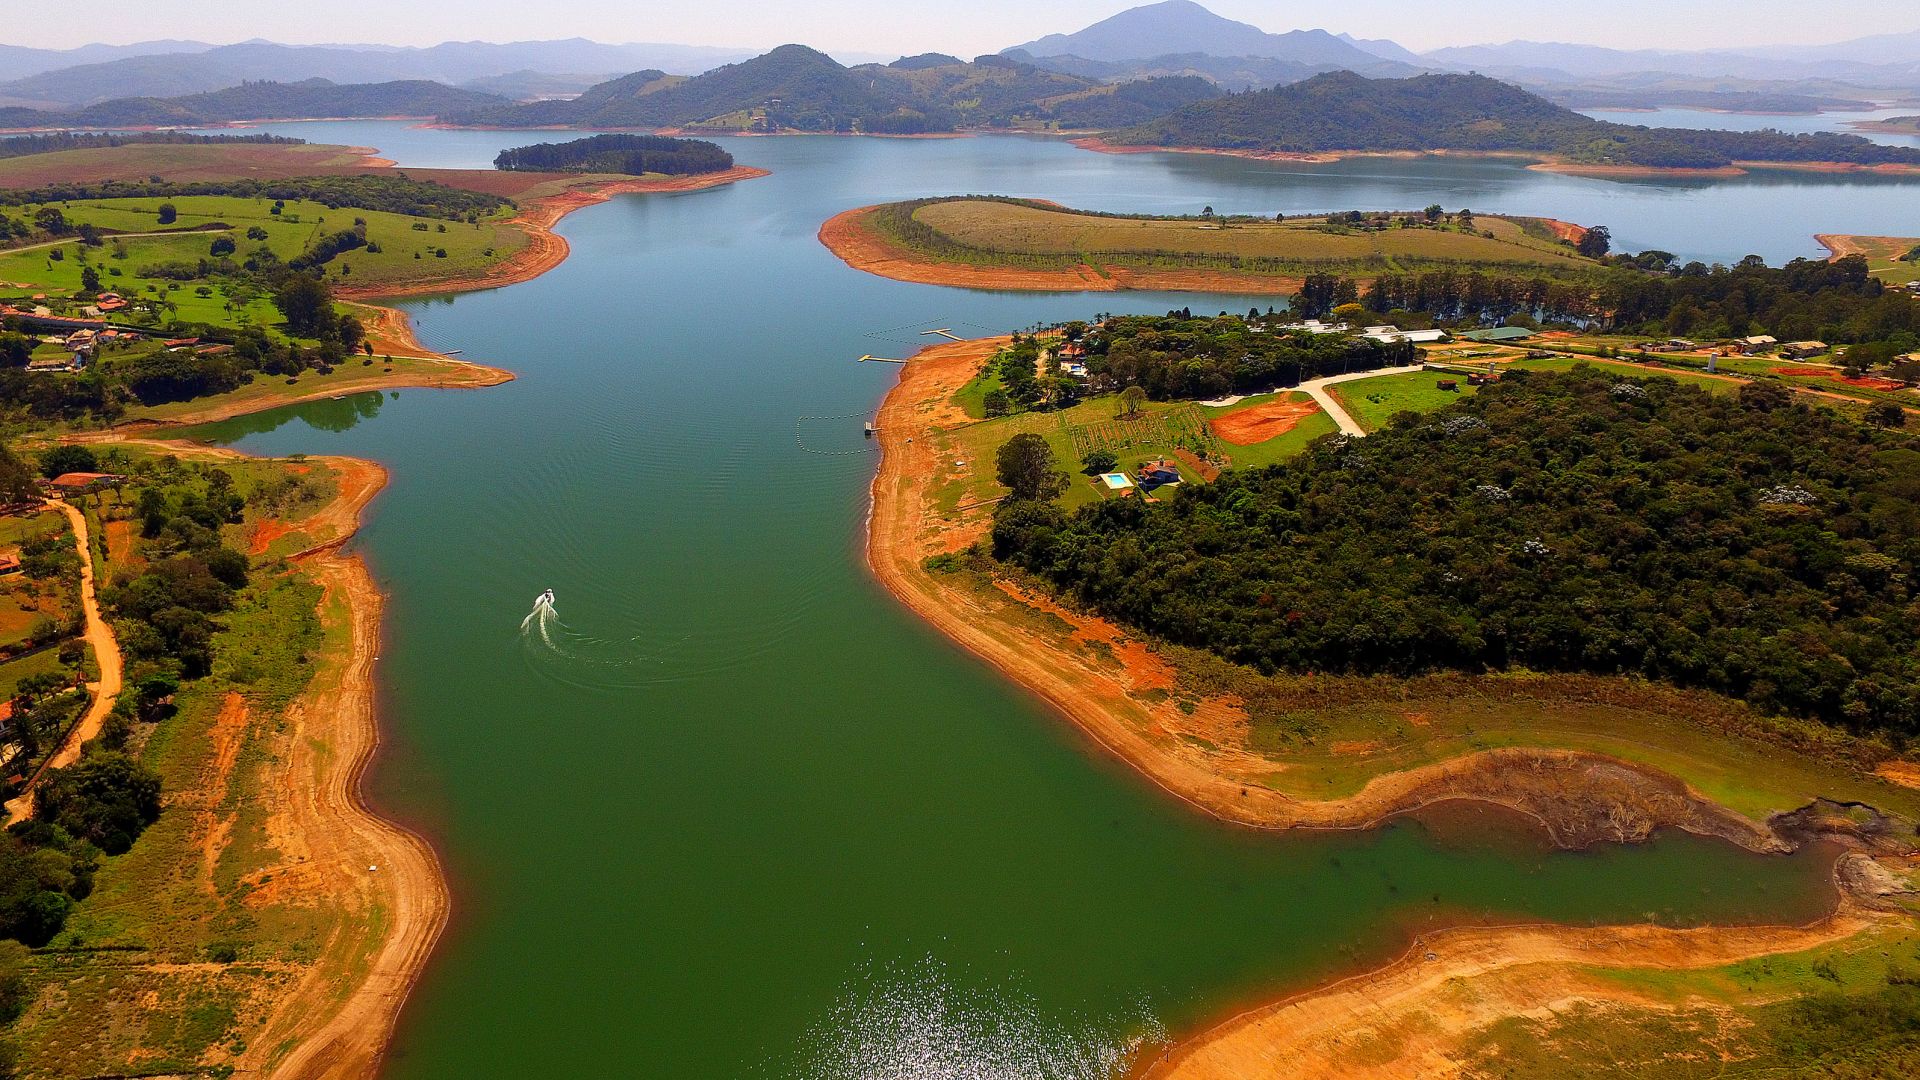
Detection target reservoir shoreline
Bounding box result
[63,164,765,1078]
[865,335,1919,1076]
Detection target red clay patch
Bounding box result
[1774,367,1908,391]
[1210,400,1320,445]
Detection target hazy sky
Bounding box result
[8,0,1917,54]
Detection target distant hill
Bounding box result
[1006,49,1394,92]
[0,79,508,129]
[444,45,1220,133]
[1004,0,1386,68]
[1103,70,1920,169]
[0,40,216,84]
[0,39,769,108]
[1420,39,1920,89]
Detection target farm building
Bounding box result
[1279,319,1350,334]
[45,472,126,495]
[1138,460,1182,485]
[1780,341,1829,359]
[1460,326,1535,343]
[1737,335,1778,352]
[1362,326,1450,344]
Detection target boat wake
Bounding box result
[517,588,697,688]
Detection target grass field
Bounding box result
[1507,354,1747,395]
[1330,369,1480,431]
[903,199,1597,276]
[1819,233,1920,285]
[1236,688,1920,819]
[0,143,384,188]
[929,389,1335,513]
[0,194,526,300]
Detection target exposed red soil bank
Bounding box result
[1209,399,1320,444]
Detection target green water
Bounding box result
[183,126,1897,1077]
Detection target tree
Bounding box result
[982,389,1012,418]
[996,434,1068,502]
[1576,225,1612,258]
[0,333,30,369]
[208,236,236,257]
[1424,204,1444,222]
[1866,401,1907,428]
[1737,380,1792,412]
[1081,449,1119,474]
[38,444,97,479]
[1118,386,1148,419]
[79,266,101,294]
[36,752,163,854]
[273,273,333,337]
[1201,205,1214,218]
[156,203,177,225]
[0,444,38,504]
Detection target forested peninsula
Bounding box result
[1103,71,1920,171]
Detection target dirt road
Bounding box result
[3,498,124,825]
[1297,365,1422,435]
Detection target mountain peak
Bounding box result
[1002,2,1393,68]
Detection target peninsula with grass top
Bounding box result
[822,196,1602,293]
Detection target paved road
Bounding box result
[1297,365,1424,436]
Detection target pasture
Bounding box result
[907,198,1595,275]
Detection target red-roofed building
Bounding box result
[45,472,126,495]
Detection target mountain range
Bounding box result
[0,2,1915,128]
[442,45,1223,133]
[1103,70,1920,169]
[0,79,508,131]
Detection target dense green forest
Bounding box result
[0,132,301,161]
[443,45,1219,133]
[1108,71,1920,169]
[993,368,1920,733]
[494,133,734,176]
[1072,312,1414,399]
[1352,253,1920,349]
[0,80,506,131]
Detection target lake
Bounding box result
[186,123,1899,1078]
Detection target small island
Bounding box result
[494,132,739,177]
[821,195,1603,293]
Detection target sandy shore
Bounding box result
[819,205,1306,294]
[1070,135,1920,180]
[240,485,451,1080]
[1134,862,1898,1080]
[868,337,1920,1076]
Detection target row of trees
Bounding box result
[0,174,508,219]
[1333,253,1918,350]
[1071,312,1414,401]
